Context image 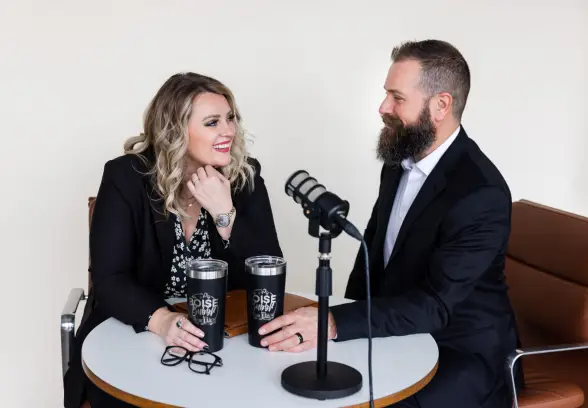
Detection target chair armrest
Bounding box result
[506,341,588,408]
[61,288,86,377]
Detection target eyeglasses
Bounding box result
[160,346,223,375]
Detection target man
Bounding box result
[259,39,522,407]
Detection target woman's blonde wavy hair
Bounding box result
[123,72,255,219]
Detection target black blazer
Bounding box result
[329,127,522,406]
[64,150,282,407]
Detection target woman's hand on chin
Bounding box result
[186,165,235,240]
[186,165,232,216]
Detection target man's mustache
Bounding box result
[381,114,403,129]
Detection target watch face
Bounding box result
[216,214,230,228]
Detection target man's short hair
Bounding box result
[391,39,471,121]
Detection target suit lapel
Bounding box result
[370,165,402,273]
[389,169,446,261]
[139,148,175,273]
[150,197,175,274]
[387,128,469,263]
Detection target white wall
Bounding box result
[1,0,586,406]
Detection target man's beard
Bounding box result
[376,106,436,166]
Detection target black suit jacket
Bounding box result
[329,127,522,405]
[64,150,282,407]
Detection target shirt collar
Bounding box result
[401,125,461,175]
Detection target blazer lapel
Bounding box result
[389,170,447,261]
[370,165,402,273]
[149,194,175,274]
[140,147,175,274]
[387,128,469,262]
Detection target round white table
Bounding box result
[82,293,438,407]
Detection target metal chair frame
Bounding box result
[505,342,588,407]
[60,197,95,378]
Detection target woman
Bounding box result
[64,72,283,407]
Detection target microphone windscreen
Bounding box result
[285,170,328,205]
[285,170,308,198]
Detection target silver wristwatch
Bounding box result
[214,207,235,228]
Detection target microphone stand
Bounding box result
[316,231,332,381]
[280,210,362,400]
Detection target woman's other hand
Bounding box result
[148,307,208,352]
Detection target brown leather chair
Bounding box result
[505,199,588,407]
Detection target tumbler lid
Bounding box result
[185,259,228,280]
[245,255,286,276]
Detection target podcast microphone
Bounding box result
[282,169,375,408]
[284,170,363,241]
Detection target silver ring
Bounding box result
[192,177,199,186]
[294,332,304,344]
[176,317,186,329]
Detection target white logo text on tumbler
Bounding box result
[251,288,278,321]
[189,293,219,326]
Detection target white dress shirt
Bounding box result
[383,126,461,267]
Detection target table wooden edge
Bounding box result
[82,359,181,408]
[83,357,438,408]
[346,360,439,407]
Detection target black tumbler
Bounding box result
[245,255,287,348]
[185,259,228,353]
